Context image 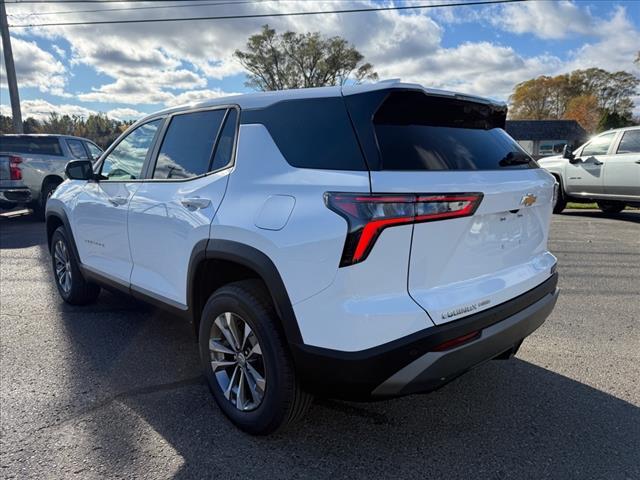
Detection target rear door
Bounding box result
[604,129,640,199]
[128,107,237,307]
[346,89,556,324]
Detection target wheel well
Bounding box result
[46,215,64,250]
[42,175,64,193]
[191,259,265,334]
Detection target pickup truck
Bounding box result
[538,126,640,213]
[0,134,103,219]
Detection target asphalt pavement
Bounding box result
[1,209,639,479]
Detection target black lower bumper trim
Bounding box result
[291,273,558,400]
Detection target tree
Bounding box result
[509,68,639,131]
[234,24,378,91]
[564,94,600,133]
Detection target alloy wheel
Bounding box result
[53,240,72,294]
[209,312,266,411]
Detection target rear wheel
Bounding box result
[50,227,100,304]
[198,280,312,435]
[597,201,625,214]
[34,180,61,221]
[553,178,566,214]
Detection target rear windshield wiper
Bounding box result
[498,152,533,167]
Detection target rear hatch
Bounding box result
[344,88,557,324]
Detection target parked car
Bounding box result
[538,126,640,213]
[45,82,559,435]
[0,134,103,218]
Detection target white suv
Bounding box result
[46,82,559,435]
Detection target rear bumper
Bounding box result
[291,272,558,400]
[0,187,32,205]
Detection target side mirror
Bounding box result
[562,144,575,161]
[65,159,95,181]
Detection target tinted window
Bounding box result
[154,109,226,179]
[66,139,87,159]
[210,109,237,171]
[373,91,531,171]
[101,120,161,180]
[616,130,640,154]
[85,142,103,160]
[582,133,615,157]
[241,97,366,171]
[0,136,63,156]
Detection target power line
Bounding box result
[9,0,527,27]
[7,0,266,16]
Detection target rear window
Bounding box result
[241,97,367,171]
[373,91,535,171]
[0,136,63,156]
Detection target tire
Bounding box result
[553,179,566,214]
[198,279,313,435]
[34,180,60,221]
[597,201,625,214]
[50,227,101,305]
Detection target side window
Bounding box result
[85,142,103,160]
[100,120,161,180]
[581,133,615,157]
[210,109,238,171]
[616,130,640,154]
[153,109,226,180]
[66,139,88,159]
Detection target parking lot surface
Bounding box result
[1,209,639,479]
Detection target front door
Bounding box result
[128,108,238,307]
[565,131,617,197]
[72,119,162,283]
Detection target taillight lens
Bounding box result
[9,156,22,180]
[325,192,483,266]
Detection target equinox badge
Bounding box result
[521,193,537,207]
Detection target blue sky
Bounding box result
[1,0,639,121]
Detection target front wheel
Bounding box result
[50,227,101,305]
[198,280,312,435]
[597,201,625,214]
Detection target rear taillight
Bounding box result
[9,156,22,180]
[325,192,483,266]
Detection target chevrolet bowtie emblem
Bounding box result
[521,193,537,207]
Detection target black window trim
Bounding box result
[95,116,167,183]
[144,104,241,183]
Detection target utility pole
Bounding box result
[0,0,23,133]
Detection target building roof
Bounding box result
[505,120,587,141]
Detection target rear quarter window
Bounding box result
[240,97,367,171]
[0,136,63,156]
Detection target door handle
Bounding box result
[635,160,640,164]
[180,197,211,209]
[108,196,128,206]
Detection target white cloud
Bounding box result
[105,107,146,121]
[492,1,593,39]
[0,37,66,93]
[0,99,95,120]
[164,88,242,107]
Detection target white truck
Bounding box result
[538,126,640,213]
[0,134,102,218]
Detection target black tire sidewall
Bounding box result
[198,286,292,434]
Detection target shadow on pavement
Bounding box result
[51,296,639,479]
[0,211,46,249]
